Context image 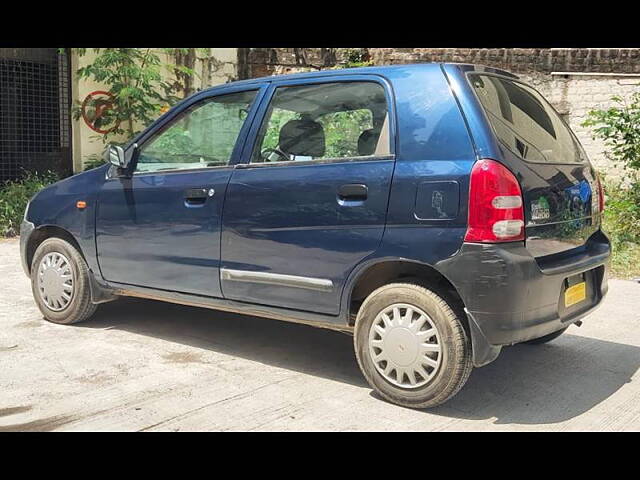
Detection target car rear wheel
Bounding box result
[524,327,568,345]
[30,237,97,325]
[354,283,473,409]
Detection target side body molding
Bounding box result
[221,269,334,293]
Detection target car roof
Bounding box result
[202,62,518,93]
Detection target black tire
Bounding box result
[30,237,97,325]
[523,327,568,345]
[354,283,473,409]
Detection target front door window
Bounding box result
[136,89,257,173]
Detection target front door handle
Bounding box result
[337,184,368,201]
[184,188,213,206]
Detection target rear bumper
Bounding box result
[437,230,610,367]
[20,220,35,277]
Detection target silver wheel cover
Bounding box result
[37,252,74,312]
[368,303,442,389]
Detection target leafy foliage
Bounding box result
[0,171,58,237]
[261,109,301,153]
[601,175,640,279]
[602,179,640,279]
[82,154,106,171]
[72,48,198,142]
[259,108,373,159]
[583,93,640,171]
[318,109,373,157]
[334,48,373,69]
[149,125,197,159]
[602,177,640,245]
[583,92,640,278]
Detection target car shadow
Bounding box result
[83,297,365,388]
[427,336,640,425]
[82,297,639,426]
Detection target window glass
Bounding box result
[469,74,584,164]
[318,109,374,158]
[136,90,257,173]
[252,82,390,163]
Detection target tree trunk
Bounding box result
[175,48,197,97]
[237,48,251,80]
[293,48,307,66]
[320,48,336,67]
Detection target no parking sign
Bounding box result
[81,90,120,134]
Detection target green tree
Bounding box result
[583,92,640,277]
[70,48,197,142]
[335,48,373,69]
[582,92,640,243]
[583,93,640,172]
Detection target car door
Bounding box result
[96,87,262,297]
[220,76,396,315]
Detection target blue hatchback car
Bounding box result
[21,63,610,408]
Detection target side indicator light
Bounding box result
[76,201,87,210]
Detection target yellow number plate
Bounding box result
[565,282,586,307]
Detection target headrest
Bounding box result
[279,119,325,157]
[357,129,377,156]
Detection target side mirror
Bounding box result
[103,145,127,168]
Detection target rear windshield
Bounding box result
[469,74,585,164]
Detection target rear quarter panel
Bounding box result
[378,65,476,261]
[340,64,477,310]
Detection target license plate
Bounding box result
[565,281,586,307]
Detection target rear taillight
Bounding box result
[464,159,525,243]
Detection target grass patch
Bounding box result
[607,240,640,280]
[601,179,640,280]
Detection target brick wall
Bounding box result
[241,48,344,78]
[368,48,640,74]
[241,48,640,176]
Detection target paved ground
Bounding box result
[1,238,639,431]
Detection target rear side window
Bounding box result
[469,74,584,164]
[252,81,390,163]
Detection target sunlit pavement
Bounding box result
[1,238,639,431]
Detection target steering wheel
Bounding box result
[260,147,290,162]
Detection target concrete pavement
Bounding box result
[1,238,639,431]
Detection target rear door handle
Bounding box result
[337,184,368,201]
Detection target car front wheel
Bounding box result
[354,283,473,409]
[30,237,97,325]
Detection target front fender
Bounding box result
[19,220,35,276]
[26,166,107,276]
